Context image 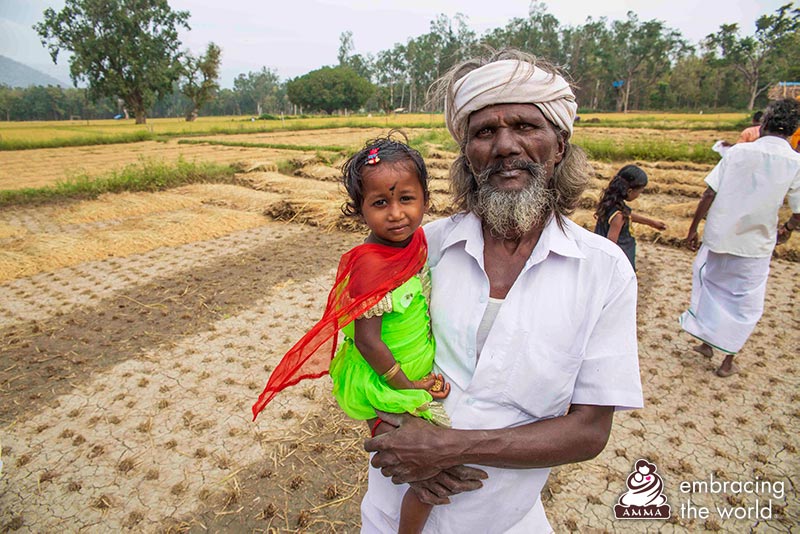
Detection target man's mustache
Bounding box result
[475,160,546,183]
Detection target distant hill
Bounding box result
[0,55,68,88]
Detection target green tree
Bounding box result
[181,42,221,121]
[561,18,614,110]
[204,88,241,116]
[35,0,190,124]
[704,3,800,110]
[337,31,375,80]
[374,45,409,111]
[403,14,475,111]
[482,3,563,61]
[286,66,373,114]
[338,31,355,67]
[608,12,688,112]
[0,85,19,121]
[233,68,288,115]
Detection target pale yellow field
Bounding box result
[0,114,444,143]
[0,112,749,145]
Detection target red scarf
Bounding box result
[252,228,428,420]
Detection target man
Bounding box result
[681,98,800,377]
[736,111,764,144]
[715,111,763,156]
[361,49,643,533]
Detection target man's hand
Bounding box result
[686,228,700,251]
[408,466,488,505]
[365,410,449,482]
[365,410,487,486]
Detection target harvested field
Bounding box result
[1,122,798,532]
[573,127,737,147]
[0,140,299,190]
[188,126,432,148]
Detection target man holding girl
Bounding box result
[361,49,643,533]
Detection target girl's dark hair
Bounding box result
[341,131,429,217]
[761,98,800,137]
[595,164,648,219]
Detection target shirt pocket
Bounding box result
[501,339,583,420]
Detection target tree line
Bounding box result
[3,0,798,122]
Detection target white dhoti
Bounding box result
[679,245,771,354]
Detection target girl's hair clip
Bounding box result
[366,147,381,165]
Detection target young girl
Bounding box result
[594,164,667,270]
[252,135,449,534]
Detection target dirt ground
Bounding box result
[1,127,798,532]
[1,200,798,532]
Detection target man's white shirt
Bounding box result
[361,213,643,533]
[703,136,800,258]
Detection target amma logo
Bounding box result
[614,459,671,519]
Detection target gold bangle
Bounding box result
[381,362,401,381]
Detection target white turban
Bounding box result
[445,59,577,143]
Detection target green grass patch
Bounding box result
[407,127,719,164]
[0,159,239,207]
[177,138,349,152]
[275,159,296,175]
[0,130,155,150]
[408,129,459,155]
[576,137,718,164]
[575,113,747,131]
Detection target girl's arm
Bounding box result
[606,212,625,243]
[630,212,667,231]
[354,316,416,389]
[353,316,447,397]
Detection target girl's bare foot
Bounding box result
[692,343,713,358]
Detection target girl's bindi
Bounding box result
[389,182,398,196]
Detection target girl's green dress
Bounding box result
[329,267,440,422]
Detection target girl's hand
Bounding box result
[653,220,667,231]
[412,373,451,399]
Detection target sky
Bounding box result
[0,0,789,88]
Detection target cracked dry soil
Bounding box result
[1,218,798,533]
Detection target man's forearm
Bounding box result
[437,404,614,470]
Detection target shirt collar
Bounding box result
[441,212,485,265]
[530,216,586,265]
[441,212,586,267]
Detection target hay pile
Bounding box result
[0,189,273,282]
[293,164,342,182]
[239,172,354,232]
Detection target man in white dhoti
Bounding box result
[681,98,800,377]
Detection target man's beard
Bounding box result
[473,160,553,238]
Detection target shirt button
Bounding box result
[466,397,475,405]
